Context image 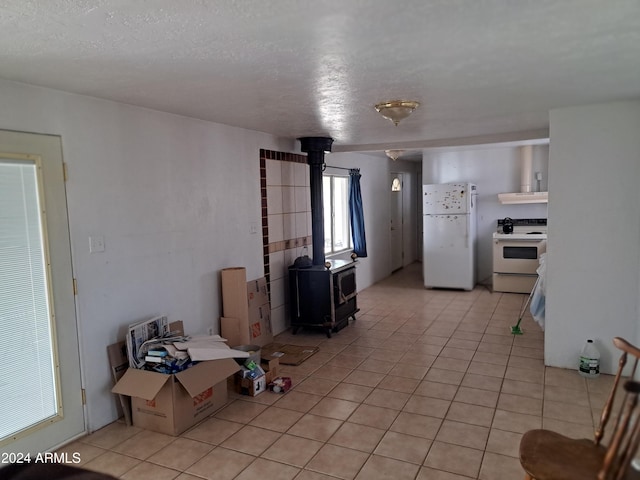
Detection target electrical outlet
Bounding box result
[207,326,214,336]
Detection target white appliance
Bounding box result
[492,218,547,293]
[423,183,477,290]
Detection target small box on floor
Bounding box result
[234,364,267,396]
[260,357,279,384]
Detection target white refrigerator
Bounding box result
[423,183,477,290]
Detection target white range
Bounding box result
[492,218,547,294]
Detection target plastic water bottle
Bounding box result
[579,339,600,378]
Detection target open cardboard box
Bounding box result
[110,320,240,435]
[112,358,239,435]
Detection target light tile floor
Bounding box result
[63,262,617,480]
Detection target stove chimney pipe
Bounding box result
[298,136,333,266]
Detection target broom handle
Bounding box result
[518,275,541,321]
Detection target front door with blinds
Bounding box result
[0,130,84,455]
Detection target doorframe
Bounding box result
[0,129,87,454]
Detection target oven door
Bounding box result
[334,267,357,305]
[493,238,547,274]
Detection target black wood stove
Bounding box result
[288,137,358,337]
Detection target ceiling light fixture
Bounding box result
[385,149,404,161]
[375,100,420,126]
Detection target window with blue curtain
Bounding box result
[349,168,367,257]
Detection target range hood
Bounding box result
[498,191,548,204]
[498,145,548,204]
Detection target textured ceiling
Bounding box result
[0,0,638,157]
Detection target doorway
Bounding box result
[0,130,85,455]
[390,173,404,272]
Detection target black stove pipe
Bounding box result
[298,136,333,266]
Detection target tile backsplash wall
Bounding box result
[260,149,312,335]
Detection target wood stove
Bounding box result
[289,260,357,337]
[288,137,358,337]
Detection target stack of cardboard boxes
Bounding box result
[220,267,273,348]
[221,267,279,397]
[108,267,283,436]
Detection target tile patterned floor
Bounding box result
[63,262,617,480]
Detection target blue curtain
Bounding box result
[349,168,368,257]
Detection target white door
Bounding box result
[0,130,85,455]
[390,173,403,272]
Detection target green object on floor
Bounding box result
[511,320,524,335]
[510,276,541,335]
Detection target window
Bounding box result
[323,174,351,254]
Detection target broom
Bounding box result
[511,276,540,335]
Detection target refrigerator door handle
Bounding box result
[466,215,471,248]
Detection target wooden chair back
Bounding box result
[598,380,640,480]
[595,337,640,446]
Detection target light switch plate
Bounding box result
[89,235,105,253]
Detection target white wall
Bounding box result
[0,78,293,431]
[546,100,640,374]
[0,78,419,434]
[422,145,549,284]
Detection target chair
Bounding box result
[519,337,640,480]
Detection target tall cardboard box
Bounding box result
[111,358,239,435]
[247,277,268,309]
[246,276,273,346]
[248,303,273,347]
[221,267,273,347]
[221,267,249,322]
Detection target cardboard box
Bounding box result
[234,371,267,397]
[221,267,249,322]
[247,277,268,309]
[260,357,279,384]
[106,341,132,426]
[222,315,271,348]
[107,321,185,426]
[220,316,250,347]
[248,303,273,347]
[221,267,273,347]
[261,343,319,366]
[111,358,240,435]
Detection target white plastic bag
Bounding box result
[530,253,546,330]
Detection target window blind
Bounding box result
[0,158,58,440]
